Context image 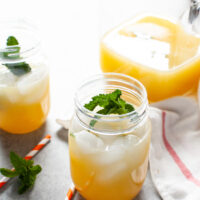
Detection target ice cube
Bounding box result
[4,87,21,103]
[132,121,150,139]
[112,134,140,148]
[17,64,48,103]
[17,64,47,94]
[0,66,21,103]
[0,65,17,87]
[98,134,118,145]
[96,162,127,183]
[95,146,125,165]
[70,118,84,133]
[131,155,148,184]
[94,134,140,166]
[74,130,104,154]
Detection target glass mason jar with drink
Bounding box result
[0,20,50,134]
[68,73,151,200]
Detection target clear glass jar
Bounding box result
[68,73,151,200]
[100,0,200,102]
[0,19,50,134]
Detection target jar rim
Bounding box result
[75,72,148,122]
[0,19,41,61]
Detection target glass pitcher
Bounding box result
[100,0,200,102]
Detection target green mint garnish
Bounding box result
[1,36,31,76]
[0,152,42,194]
[7,36,19,46]
[70,133,75,138]
[5,62,31,76]
[84,89,134,115]
[84,89,135,127]
[3,36,20,59]
[89,119,98,127]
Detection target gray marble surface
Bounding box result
[0,115,161,200]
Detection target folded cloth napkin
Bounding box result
[57,94,200,200]
[150,96,200,200]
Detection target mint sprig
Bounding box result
[84,89,135,127]
[3,36,20,59]
[1,36,31,76]
[84,89,134,115]
[5,62,31,76]
[70,132,75,138]
[7,36,19,46]
[0,152,42,194]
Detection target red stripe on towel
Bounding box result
[162,111,200,187]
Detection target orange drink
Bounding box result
[100,14,200,102]
[0,20,50,134]
[0,64,49,134]
[69,73,151,200]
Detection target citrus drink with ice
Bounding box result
[68,73,151,200]
[0,21,50,134]
[69,118,151,200]
[0,63,49,134]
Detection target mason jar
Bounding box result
[0,19,50,134]
[68,73,151,200]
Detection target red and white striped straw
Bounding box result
[0,134,51,189]
[24,134,51,160]
[65,183,76,200]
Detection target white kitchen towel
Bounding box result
[150,97,200,200]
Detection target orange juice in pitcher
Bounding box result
[100,10,200,102]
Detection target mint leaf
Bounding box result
[7,36,19,46]
[89,119,97,127]
[3,36,20,59]
[84,89,135,116]
[10,152,27,175]
[0,168,19,177]
[30,165,42,176]
[18,181,31,194]
[18,173,36,194]
[0,36,31,76]
[84,89,135,127]
[25,159,34,168]
[18,164,41,194]
[5,62,31,76]
[125,103,134,112]
[84,100,98,111]
[0,152,42,194]
[70,133,75,138]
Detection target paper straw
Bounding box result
[0,177,9,188]
[65,183,76,200]
[24,134,51,160]
[0,134,51,189]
